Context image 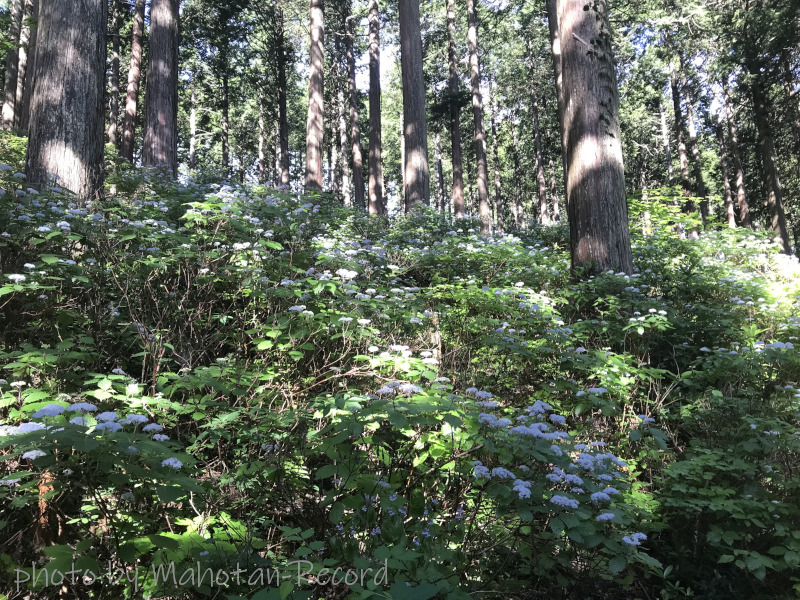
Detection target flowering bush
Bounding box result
[1,159,799,599]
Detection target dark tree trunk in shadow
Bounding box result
[435,131,445,212]
[108,0,121,148]
[221,70,230,173]
[367,0,383,214]
[14,0,34,130]
[27,0,107,201]
[121,0,145,162]
[466,0,489,232]
[447,0,464,218]
[2,0,24,129]
[670,68,692,200]
[723,83,749,227]
[305,0,325,191]
[346,18,364,208]
[399,0,430,210]
[715,122,736,228]
[683,86,707,220]
[556,0,632,275]
[489,82,502,232]
[142,0,179,176]
[660,101,673,185]
[18,0,38,132]
[276,8,290,186]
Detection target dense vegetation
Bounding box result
[1,140,800,598]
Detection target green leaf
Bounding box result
[315,464,338,479]
[279,580,294,600]
[609,556,626,574]
[629,429,642,442]
[387,582,438,600]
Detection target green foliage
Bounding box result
[1,154,800,599]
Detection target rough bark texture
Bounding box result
[489,84,502,232]
[750,73,791,254]
[18,0,38,132]
[221,72,230,172]
[511,121,522,227]
[276,9,290,186]
[14,0,34,129]
[258,94,265,182]
[659,101,673,184]
[305,0,325,191]
[466,0,490,232]
[716,122,736,228]
[108,0,121,148]
[26,0,106,200]
[532,96,548,225]
[399,0,430,210]
[556,0,632,275]
[435,131,445,212]
[142,0,179,176]
[189,75,197,169]
[723,84,749,227]
[121,0,145,162]
[338,74,350,205]
[2,0,24,129]
[446,0,465,218]
[546,0,568,197]
[346,19,364,208]
[781,53,800,178]
[549,156,560,221]
[683,87,707,219]
[367,0,383,214]
[670,69,691,199]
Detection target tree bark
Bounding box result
[2,0,24,129]
[781,53,800,178]
[489,83,502,232]
[275,9,290,186]
[532,94,548,225]
[446,0,465,218]
[715,122,735,228]
[18,0,37,132]
[221,71,230,173]
[435,131,445,212]
[367,0,383,214]
[258,93,265,182]
[346,18,364,208]
[108,0,121,148]
[556,0,632,274]
[142,0,179,176]
[398,0,430,210]
[305,0,325,191]
[659,101,673,185]
[511,120,522,228]
[121,0,145,162]
[683,86,707,219]
[466,0,490,232]
[670,68,691,198]
[750,73,791,254]
[549,156,560,221]
[26,0,106,200]
[723,84,749,227]
[338,72,350,205]
[546,0,568,198]
[14,0,34,130]
[189,74,197,170]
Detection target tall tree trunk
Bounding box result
[446,0,465,218]
[750,72,791,254]
[18,0,38,132]
[723,84,749,227]
[276,8,290,186]
[2,0,24,129]
[367,0,383,214]
[398,0,430,210]
[258,94,265,183]
[305,0,325,191]
[660,100,673,185]
[546,0,568,196]
[108,0,121,148]
[346,18,364,208]
[549,156,560,221]
[556,0,632,274]
[511,120,523,228]
[27,0,106,200]
[466,0,490,232]
[781,53,800,178]
[683,87,707,219]
[716,122,735,228]
[14,0,33,129]
[121,0,145,162]
[670,68,691,198]
[532,94,548,225]
[338,73,350,205]
[435,131,445,212]
[142,0,179,176]
[489,83,502,232]
[399,112,405,197]
[189,74,197,170]
[221,71,230,173]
